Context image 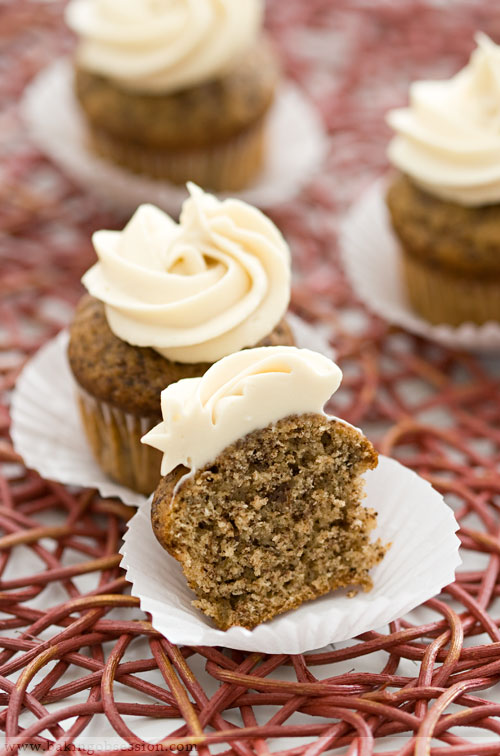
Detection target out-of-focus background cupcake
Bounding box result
[386,33,500,327]
[65,0,278,190]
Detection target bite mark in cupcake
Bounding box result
[143,346,387,630]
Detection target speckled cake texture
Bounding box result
[151,413,387,630]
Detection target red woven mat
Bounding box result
[1,1,500,754]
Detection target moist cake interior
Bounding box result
[151,413,387,630]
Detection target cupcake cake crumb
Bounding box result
[144,346,387,629]
[152,413,385,630]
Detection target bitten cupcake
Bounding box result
[65,0,278,191]
[68,184,293,495]
[386,33,500,326]
[144,346,387,630]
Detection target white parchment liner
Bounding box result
[340,178,500,352]
[20,58,328,214]
[120,456,460,653]
[11,315,334,509]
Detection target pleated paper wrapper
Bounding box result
[120,455,460,653]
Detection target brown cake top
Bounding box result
[67,295,294,417]
[143,345,343,475]
[73,41,279,148]
[386,173,500,276]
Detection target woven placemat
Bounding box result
[1,1,500,754]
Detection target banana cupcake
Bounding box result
[65,0,278,191]
[144,347,387,630]
[386,33,500,326]
[68,184,293,495]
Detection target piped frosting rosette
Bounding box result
[82,183,291,363]
[387,33,500,205]
[65,0,263,93]
[142,346,343,475]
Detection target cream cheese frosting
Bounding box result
[142,346,343,475]
[387,33,500,206]
[82,184,291,363]
[65,0,263,93]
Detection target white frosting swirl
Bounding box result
[387,33,500,205]
[142,346,343,475]
[82,184,291,363]
[65,0,263,93]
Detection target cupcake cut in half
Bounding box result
[68,184,293,495]
[65,0,278,190]
[386,33,500,326]
[143,346,387,630]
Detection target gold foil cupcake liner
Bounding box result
[76,387,162,496]
[401,251,500,327]
[88,118,267,192]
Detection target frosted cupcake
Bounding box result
[65,0,278,191]
[144,346,386,630]
[386,33,500,326]
[68,184,293,495]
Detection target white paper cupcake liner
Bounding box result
[120,455,461,653]
[340,178,500,352]
[20,58,328,214]
[75,387,163,497]
[10,315,334,508]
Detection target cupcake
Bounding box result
[143,346,387,630]
[65,0,278,191]
[68,184,293,495]
[386,33,500,326]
